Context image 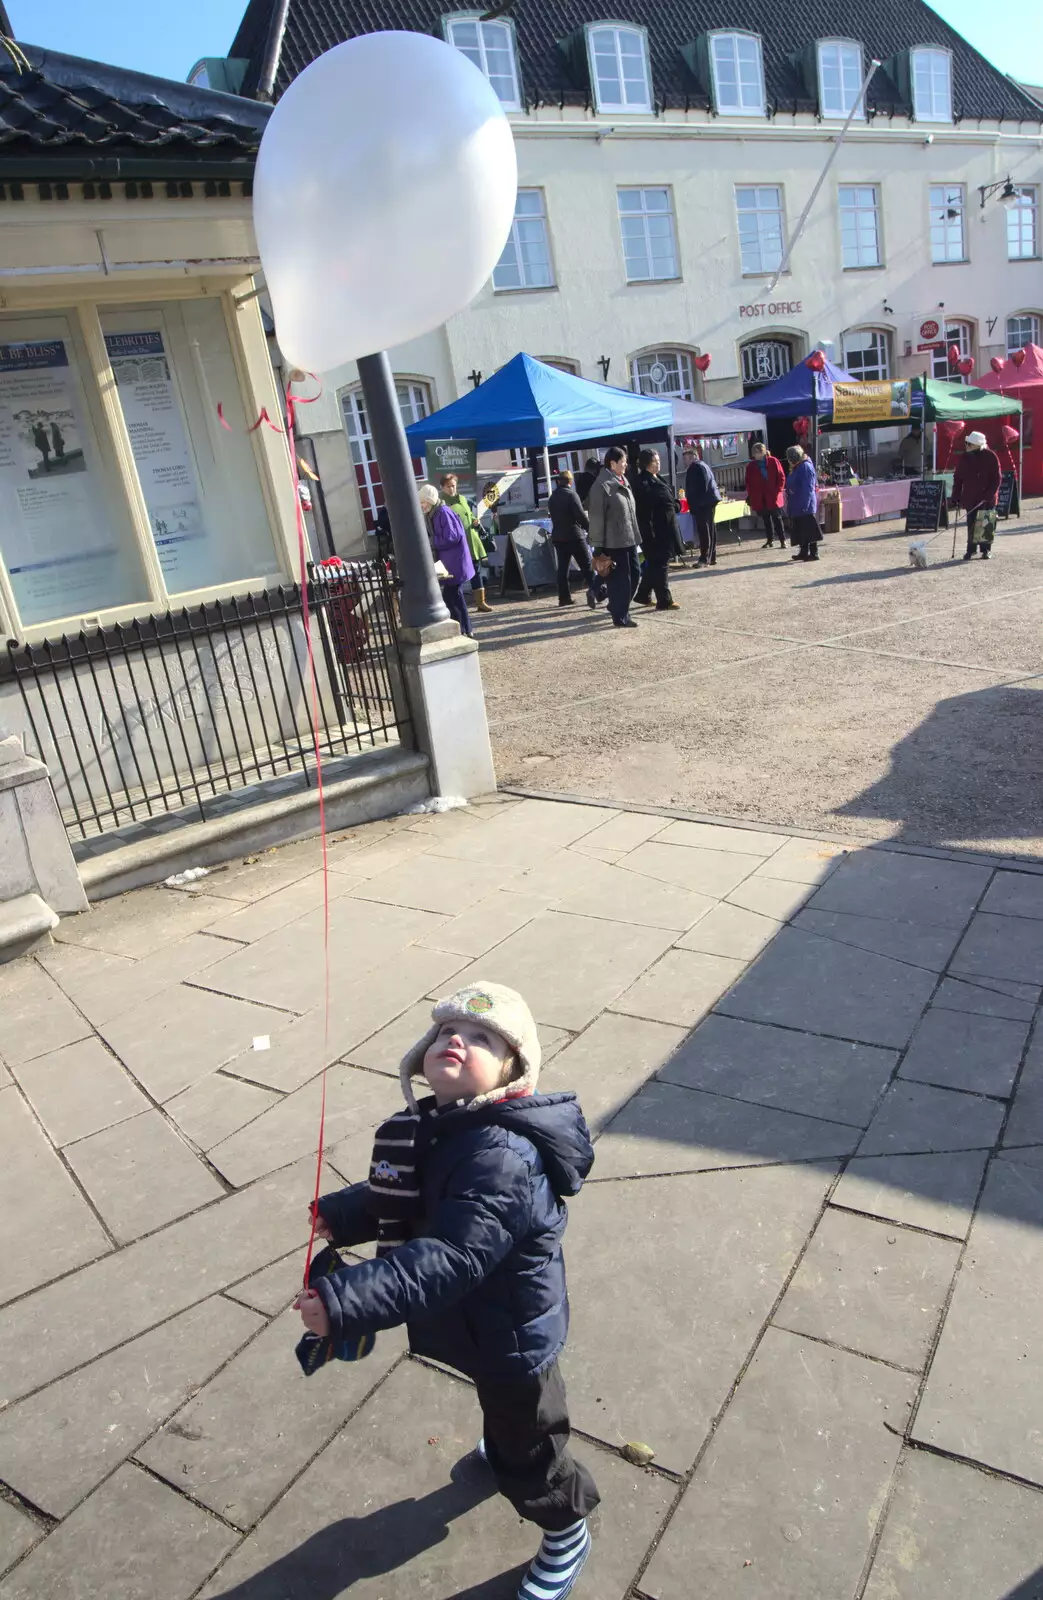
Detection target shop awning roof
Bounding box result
[913,377,1022,420]
[672,397,767,435]
[725,355,854,419]
[404,353,673,453]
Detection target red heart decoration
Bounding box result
[947,344,961,366]
[806,351,826,372]
[1012,348,1027,367]
[990,356,1005,374]
[1002,424,1020,443]
[957,357,974,377]
[694,352,712,372]
[793,416,810,436]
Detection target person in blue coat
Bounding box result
[296,982,599,1600]
[784,445,822,562]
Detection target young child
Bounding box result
[296,981,599,1600]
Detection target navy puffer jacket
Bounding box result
[312,1092,593,1383]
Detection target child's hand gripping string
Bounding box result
[295,1203,333,1336]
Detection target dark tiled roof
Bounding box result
[0,42,271,177]
[230,0,1043,121]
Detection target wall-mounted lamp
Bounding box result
[979,176,1022,210]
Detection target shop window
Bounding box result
[540,357,580,374]
[841,328,891,382]
[631,349,696,400]
[931,321,973,379]
[1007,314,1040,353]
[911,48,952,122]
[817,41,865,118]
[445,16,521,109]
[492,190,554,291]
[839,185,882,268]
[587,25,652,114]
[930,185,966,263]
[709,33,765,115]
[341,379,431,531]
[618,188,679,282]
[736,186,785,275]
[1008,188,1039,260]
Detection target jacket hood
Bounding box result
[438,1092,594,1197]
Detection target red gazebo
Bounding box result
[974,346,1043,495]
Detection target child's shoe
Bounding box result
[517,1517,591,1599]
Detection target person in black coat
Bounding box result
[634,448,681,610]
[573,457,601,506]
[548,469,602,608]
[684,446,723,566]
[298,982,599,1597]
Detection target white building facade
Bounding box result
[227,0,1043,552]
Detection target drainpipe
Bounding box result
[256,0,291,102]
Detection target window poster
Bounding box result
[104,331,212,592]
[0,340,138,626]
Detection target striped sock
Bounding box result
[517,1518,591,1600]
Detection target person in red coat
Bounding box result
[951,431,1001,560]
[745,441,788,549]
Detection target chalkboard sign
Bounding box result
[997,470,1020,520]
[499,521,557,597]
[905,479,947,534]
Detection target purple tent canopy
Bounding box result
[727,356,854,419]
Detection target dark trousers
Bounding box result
[476,1360,600,1533]
[695,504,717,563]
[441,581,472,636]
[554,536,596,604]
[605,545,641,623]
[761,509,786,545]
[790,513,820,560]
[635,554,672,607]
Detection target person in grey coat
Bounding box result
[587,446,641,628]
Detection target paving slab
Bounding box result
[0,1296,263,1518]
[0,1090,111,1307]
[324,829,433,879]
[208,1063,399,1187]
[139,1309,406,1530]
[899,1007,1029,1098]
[13,1037,150,1147]
[862,1449,1043,1600]
[557,864,716,932]
[914,1153,1043,1486]
[0,1503,37,1580]
[831,1151,989,1240]
[1004,1029,1043,1147]
[562,1162,837,1472]
[219,945,469,1094]
[716,927,938,1049]
[931,973,1039,1023]
[0,1463,238,1600]
[424,799,619,869]
[592,1080,858,1179]
[750,836,849,885]
[195,838,335,903]
[806,849,989,929]
[100,984,288,1102]
[197,1356,671,1600]
[640,1328,913,1600]
[579,809,670,851]
[0,1159,321,1408]
[64,1110,225,1243]
[674,901,782,960]
[53,885,235,958]
[450,911,676,1032]
[413,890,545,957]
[197,898,446,1012]
[608,948,747,1029]
[980,869,1043,921]
[36,934,231,1028]
[658,1014,895,1128]
[793,907,962,971]
[501,847,637,908]
[540,1013,687,1133]
[201,868,357,944]
[775,1208,960,1370]
[858,1079,1005,1157]
[224,1251,304,1317]
[165,1073,281,1150]
[618,840,759,898]
[951,911,1043,986]
[0,961,90,1065]
[725,874,817,921]
[348,852,497,915]
[652,820,790,856]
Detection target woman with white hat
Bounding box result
[951,432,1001,560]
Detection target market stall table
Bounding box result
[836,480,912,523]
[679,499,746,546]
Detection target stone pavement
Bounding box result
[2,793,1043,1597]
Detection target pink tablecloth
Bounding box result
[836,480,912,523]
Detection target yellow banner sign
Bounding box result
[831,380,912,424]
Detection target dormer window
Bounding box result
[817,40,865,118]
[445,15,521,110]
[587,25,652,113]
[912,48,952,122]
[709,32,765,115]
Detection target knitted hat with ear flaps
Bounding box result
[399,981,541,1111]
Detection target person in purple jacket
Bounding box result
[419,482,475,636]
[784,445,822,563]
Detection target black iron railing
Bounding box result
[1,560,409,841]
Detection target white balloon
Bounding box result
[253,31,518,373]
